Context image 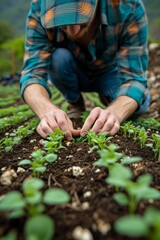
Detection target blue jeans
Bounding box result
[49,48,150,118]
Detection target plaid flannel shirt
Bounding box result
[20,0,148,106]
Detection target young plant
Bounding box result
[24,214,54,240]
[107,169,160,214]
[87,131,113,150]
[18,150,57,177]
[138,127,148,148]
[43,128,65,153]
[114,207,160,240]
[0,178,70,218]
[94,144,123,170]
[152,133,160,162]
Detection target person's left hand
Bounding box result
[80,107,120,136]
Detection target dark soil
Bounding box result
[0,45,160,240]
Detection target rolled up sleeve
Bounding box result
[20,0,53,99]
[116,0,148,105]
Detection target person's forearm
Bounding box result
[24,84,58,119]
[107,96,138,122]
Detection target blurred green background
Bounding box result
[0,0,160,76]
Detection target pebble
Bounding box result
[81,202,90,210]
[95,169,101,173]
[17,167,25,173]
[97,220,111,236]
[30,139,37,143]
[72,226,93,240]
[83,191,92,198]
[67,166,84,177]
[0,169,17,185]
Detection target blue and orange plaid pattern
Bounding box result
[20,0,149,105]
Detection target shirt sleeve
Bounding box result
[116,0,148,105]
[20,0,53,99]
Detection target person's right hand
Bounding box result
[37,108,80,140]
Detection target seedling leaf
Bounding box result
[25,215,54,240]
[115,215,148,237]
[43,189,70,205]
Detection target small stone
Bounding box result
[72,226,93,240]
[97,220,111,236]
[33,146,38,150]
[77,148,82,152]
[17,167,25,173]
[66,141,72,146]
[81,202,90,210]
[0,169,17,185]
[95,169,101,173]
[72,166,84,177]
[30,139,37,143]
[83,191,92,198]
[39,139,44,145]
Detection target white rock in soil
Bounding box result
[95,169,101,173]
[30,139,37,143]
[17,167,25,173]
[39,139,44,145]
[97,220,111,236]
[83,191,92,198]
[66,141,72,146]
[72,226,93,240]
[68,166,84,177]
[77,148,82,152]
[81,202,90,210]
[0,169,17,185]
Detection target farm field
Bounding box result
[0,44,160,240]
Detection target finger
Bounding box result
[71,129,81,137]
[108,120,120,136]
[80,107,101,136]
[54,113,73,140]
[99,114,116,133]
[37,119,54,138]
[91,112,108,133]
[66,118,81,137]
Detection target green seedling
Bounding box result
[87,131,113,150]
[120,121,133,138]
[18,150,57,177]
[0,178,70,218]
[43,128,65,153]
[114,207,160,240]
[94,144,142,169]
[107,168,160,213]
[138,127,148,148]
[152,133,160,161]
[94,144,123,169]
[24,214,54,240]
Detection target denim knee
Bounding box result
[52,48,75,77]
